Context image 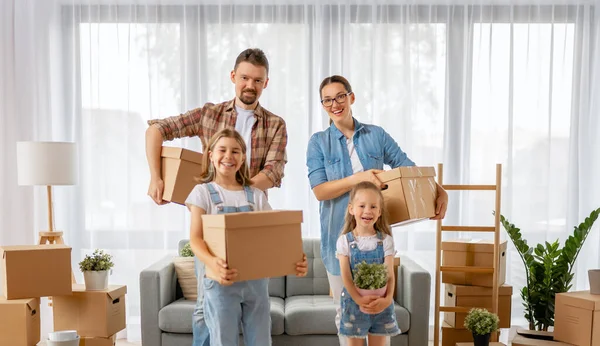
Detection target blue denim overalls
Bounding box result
[193,183,271,346]
[339,231,401,338]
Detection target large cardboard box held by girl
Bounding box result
[376,166,437,226]
[160,146,203,205]
[202,210,303,281]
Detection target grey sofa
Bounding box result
[140,238,431,346]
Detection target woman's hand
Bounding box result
[430,184,448,220]
[206,257,238,286]
[295,253,308,277]
[352,169,386,188]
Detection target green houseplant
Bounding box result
[500,207,600,331]
[464,308,499,346]
[353,261,388,312]
[79,249,114,291]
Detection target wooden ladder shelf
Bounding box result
[433,163,503,346]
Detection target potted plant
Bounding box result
[464,308,499,346]
[79,249,114,291]
[353,261,388,313]
[500,207,600,331]
[173,242,197,300]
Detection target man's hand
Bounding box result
[295,254,308,277]
[148,178,169,205]
[206,257,238,286]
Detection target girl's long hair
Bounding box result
[340,181,392,236]
[195,128,252,186]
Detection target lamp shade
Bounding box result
[16,141,78,186]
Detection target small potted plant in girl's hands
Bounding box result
[79,249,114,291]
[464,308,500,346]
[353,261,388,313]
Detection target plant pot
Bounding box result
[472,332,491,346]
[356,284,387,314]
[589,269,600,295]
[83,270,109,291]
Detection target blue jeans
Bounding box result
[193,258,210,346]
[203,277,271,346]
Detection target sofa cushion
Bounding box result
[172,256,197,301]
[284,295,338,335]
[158,297,285,335]
[283,295,411,335]
[286,238,330,297]
[269,276,285,299]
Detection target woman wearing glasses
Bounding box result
[306,75,448,345]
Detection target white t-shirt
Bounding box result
[235,106,256,165]
[336,233,396,258]
[347,137,364,174]
[185,183,271,213]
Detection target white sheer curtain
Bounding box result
[2,0,600,341]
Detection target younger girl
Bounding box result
[336,181,401,345]
[186,128,308,346]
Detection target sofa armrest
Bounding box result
[140,255,178,346]
[395,256,431,346]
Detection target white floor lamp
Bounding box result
[16,141,78,247]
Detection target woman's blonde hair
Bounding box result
[195,129,253,186]
[340,181,391,236]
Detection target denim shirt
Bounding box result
[306,118,415,275]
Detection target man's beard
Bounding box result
[239,90,257,105]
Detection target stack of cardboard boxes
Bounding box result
[440,239,513,346]
[52,284,127,346]
[0,244,72,345]
[0,244,127,346]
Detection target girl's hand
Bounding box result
[208,257,238,286]
[295,254,308,277]
[362,297,392,314]
[354,295,378,309]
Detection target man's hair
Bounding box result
[234,48,269,75]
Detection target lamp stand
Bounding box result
[38,185,76,285]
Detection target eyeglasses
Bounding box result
[321,92,352,107]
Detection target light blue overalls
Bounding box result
[193,183,271,346]
[339,231,401,338]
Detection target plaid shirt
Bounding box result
[148,99,287,187]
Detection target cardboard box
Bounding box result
[202,210,303,282]
[53,284,127,337]
[161,146,203,205]
[456,343,506,346]
[0,298,40,346]
[0,244,72,299]
[79,334,117,346]
[441,321,498,346]
[444,284,513,328]
[376,166,437,226]
[442,239,507,287]
[554,290,600,346]
[512,334,574,346]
